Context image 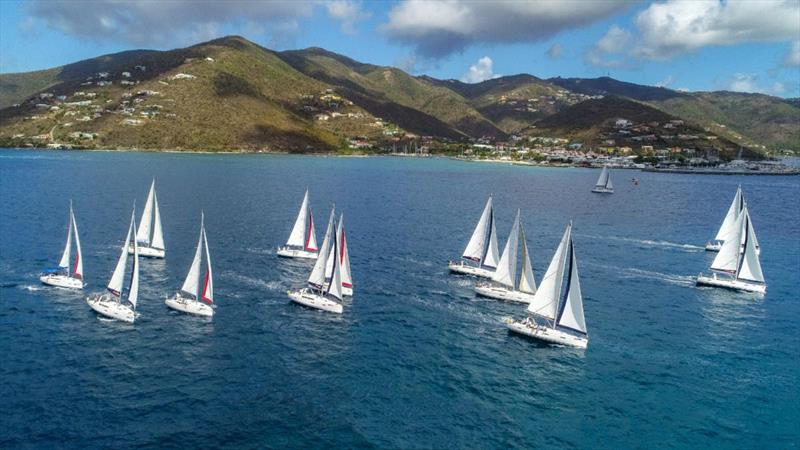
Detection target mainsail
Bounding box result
[135,180,165,249]
[492,209,520,289]
[201,226,214,303]
[287,190,317,250]
[58,205,73,270]
[714,186,744,242]
[518,225,536,294]
[181,215,204,298]
[556,239,587,335]
[527,223,571,321]
[736,208,764,284]
[595,166,612,189]
[309,207,335,289]
[710,211,744,274]
[463,196,500,267]
[326,227,343,301]
[71,207,83,279]
[108,211,135,296]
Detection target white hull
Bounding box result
[287,288,343,314]
[591,187,614,194]
[475,284,535,303]
[86,293,136,323]
[696,273,766,294]
[506,319,588,349]
[40,274,84,289]
[342,285,353,297]
[705,242,722,252]
[277,246,318,259]
[447,261,494,279]
[128,244,165,259]
[165,293,214,317]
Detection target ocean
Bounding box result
[1,149,798,449]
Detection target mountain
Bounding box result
[1,35,796,155]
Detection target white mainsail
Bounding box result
[58,205,73,270]
[463,197,492,262]
[484,211,500,268]
[556,240,587,335]
[736,208,764,283]
[181,216,204,298]
[136,180,155,244]
[714,186,743,242]
[287,190,313,248]
[128,220,140,309]
[71,207,83,279]
[527,223,571,321]
[108,211,135,296]
[151,190,165,250]
[201,227,214,303]
[595,166,611,189]
[518,226,536,294]
[492,209,520,289]
[309,207,335,288]
[710,210,744,274]
[326,228,343,301]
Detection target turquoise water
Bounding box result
[0,149,798,449]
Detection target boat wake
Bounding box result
[223,271,284,292]
[19,284,45,292]
[620,267,695,287]
[578,234,703,252]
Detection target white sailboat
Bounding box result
[325,212,353,296]
[448,196,500,278]
[475,209,537,303]
[506,222,589,348]
[128,180,166,258]
[40,201,85,289]
[287,207,344,314]
[591,165,614,194]
[697,206,765,294]
[87,207,140,323]
[166,213,215,317]
[705,186,760,254]
[277,189,318,259]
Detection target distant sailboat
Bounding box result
[287,206,344,314]
[506,222,589,348]
[87,207,140,323]
[128,180,166,258]
[705,186,759,255]
[697,206,765,294]
[475,209,537,303]
[448,196,500,278]
[166,213,215,317]
[591,165,614,194]
[325,212,353,296]
[277,189,318,259]
[40,201,85,289]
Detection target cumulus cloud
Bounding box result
[547,43,562,59]
[785,40,800,67]
[461,56,499,83]
[325,1,371,35]
[656,75,675,88]
[585,25,634,68]
[722,73,786,95]
[633,0,800,60]
[382,0,630,57]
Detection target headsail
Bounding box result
[527,223,571,321]
[128,219,140,309]
[556,240,587,335]
[710,210,744,274]
[108,210,134,297]
[306,208,318,251]
[736,208,764,283]
[338,213,352,288]
[287,190,311,247]
[309,207,335,289]
[326,227,343,301]
[151,189,165,250]
[714,186,743,242]
[518,225,536,294]
[136,180,155,244]
[181,214,204,298]
[58,204,73,270]
[483,209,500,268]
[71,207,83,279]
[463,196,492,262]
[201,226,214,303]
[492,209,520,288]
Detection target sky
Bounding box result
[1,0,798,97]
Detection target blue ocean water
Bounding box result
[0,149,798,449]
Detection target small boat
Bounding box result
[128,180,166,258]
[475,209,537,303]
[166,213,215,317]
[448,196,500,278]
[325,212,353,296]
[87,207,140,323]
[287,206,344,314]
[697,206,765,294]
[705,186,759,254]
[277,189,318,259]
[40,201,85,289]
[506,222,588,349]
[591,165,614,194]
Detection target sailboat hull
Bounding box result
[475,284,535,303]
[287,288,343,314]
[705,242,722,252]
[506,319,588,349]
[696,273,766,294]
[86,293,136,323]
[165,293,214,317]
[591,187,614,194]
[128,244,165,259]
[277,246,318,259]
[40,274,84,289]
[447,261,494,279]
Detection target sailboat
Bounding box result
[697,206,765,294]
[325,212,353,296]
[506,222,589,348]
[128,180,166,258]
[166,213,215,317]
[87,207,140,323]
[591,165,614,194]
[705,186,759,255]
[287,206,344,314]
[475,209,537,303]
[40,201,85,289]
[277,189,318,259]
[448,196,500,278]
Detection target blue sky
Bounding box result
[1,0,798,97]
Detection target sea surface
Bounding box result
[1,149,798,449]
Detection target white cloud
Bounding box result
[585,25,633,68]
[784,40,800,67]
[383,0,630,57]
[656,75,675,88]
[325,1,371,35]
[723,73,787,95]
[461,56,499,83]
[633,0,800,60]
[547,43,562,59]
